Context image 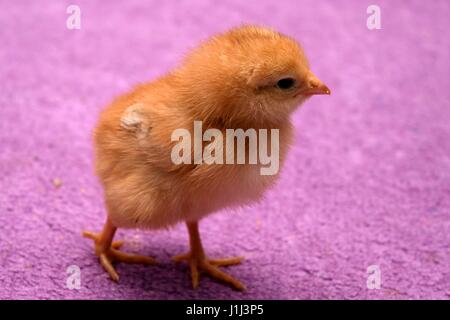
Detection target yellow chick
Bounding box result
[83,25,330,291]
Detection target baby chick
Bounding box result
[83,26,330,290]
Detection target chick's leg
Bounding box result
[173,221,245,291]
[82,218,157,282]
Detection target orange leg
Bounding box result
[173,221,245,291]
[82,218,157,282]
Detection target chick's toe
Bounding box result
[82,219,158,282]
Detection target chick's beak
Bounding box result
[299,72,331,95]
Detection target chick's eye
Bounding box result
[276,78,296,90]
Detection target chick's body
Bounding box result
[84,26,329,290]
[95,78,289,230]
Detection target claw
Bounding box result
[209,256,244,267]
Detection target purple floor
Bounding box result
[0,0,449,299]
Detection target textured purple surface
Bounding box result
[0,0,449,300]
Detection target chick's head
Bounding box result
[177,26,330,126]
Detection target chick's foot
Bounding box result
[173,221,245,291]
[82,219,158,282]
[173,253,245,290]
